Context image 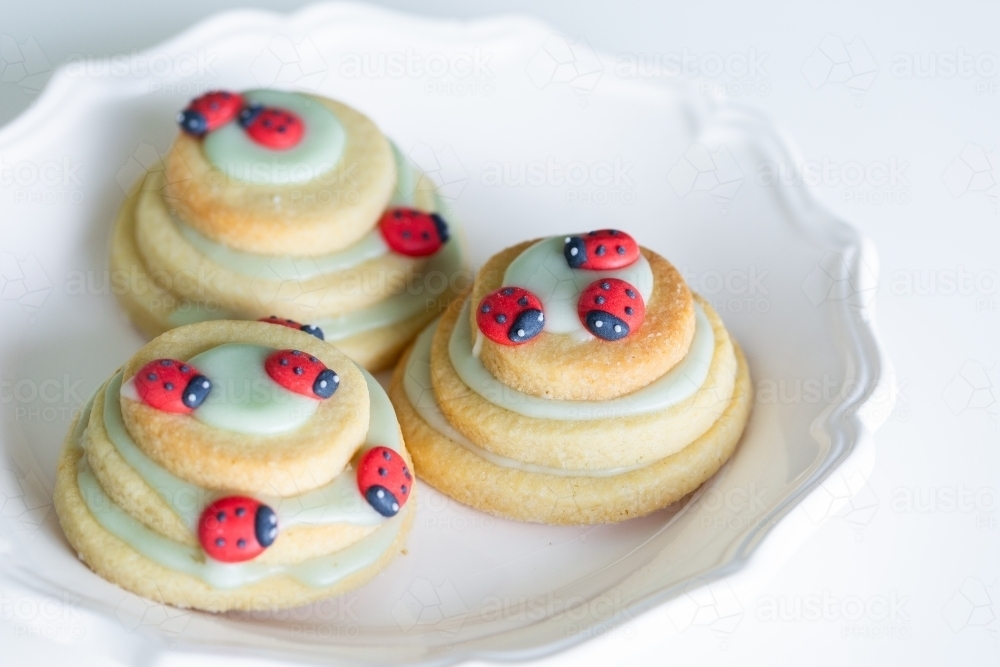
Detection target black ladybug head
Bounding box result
[178,109,207,136]
[238,103,264,128]
[254,504,278,547]
[430,213,450,244]
[563,236,586,269]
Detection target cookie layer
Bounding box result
[391,340,752,524]
[134,170,437,320]
[165,96,395,256]
[472,241,695,400]
[119,321,368,496]
[109,183,467,372]
[431,292,737,470]
[56,440,414,611]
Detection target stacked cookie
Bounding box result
[54,320,414,611]
[111,89,465,371]
[391,230,753,525]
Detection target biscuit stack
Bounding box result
[55,320,415,611]
[391,231,753,524]
[111,89,465,371]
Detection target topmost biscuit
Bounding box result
[164,89,396,256]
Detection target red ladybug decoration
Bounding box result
[379,208,449,257]
[177,91,244,136]
[577,278,645,341]
[356,447,411,517]
[133,359,212,414]
[563,229,640,270]
[198,496,277,563]
[264,349,339,399]
[238,104,304,150]
[258,316,325,340]
[476,287,545,346]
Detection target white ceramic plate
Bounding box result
[0,3,894,665]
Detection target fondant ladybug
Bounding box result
[133,359,212,414]
[563,229,640,270]
[577,278,645,341]
[476,287,545,345]
[239,105,304,150]
[258,316,325,340]
[198,496,277,563]
[379,208,449,257]
[177,91,244,137]
[264,349,339,399]
[356,447,411,517]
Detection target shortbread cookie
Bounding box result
[390,230,753,525]
[472,236,695,401]
[55,320,415,611]
[392,340,751,524]
[166,90,395,256]
[110,89,468,372]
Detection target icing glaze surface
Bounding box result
[174,213,389,280]
[502,236,654,342]
[203,90,346,185]
[187,344,319,435]
[449,297,716,420]
[404,321,642,477]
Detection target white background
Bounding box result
[0,1,997,665]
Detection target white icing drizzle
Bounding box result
[185,343,320,435]
[404,321,643,478]
[72,362,407,589]
[502,236,655,342]
[203,90,347,186]
[450,297,716,420]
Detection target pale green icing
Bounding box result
[174,214,389,280]
[404,321,642,478]
[273,368,402,527]
[389,141,418,205]
[110,373,211,528]
[315,226,464,340]
[187,344,319,435]
[449,297,716,420]
[502,236,655,342]
[203,89,346,185]
[76,459,406,590]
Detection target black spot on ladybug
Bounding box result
[379,467,387,477]
[237,539,246,549]
[280,358,289,366]
[216,512,226,522]
[625,289,636,298]
[625,306,634,315]
[617,245,625,254]
[235,507,246,517]
[518,296,529,306]
[180,365,189,373]
[601,282,611,290]
[294,366,304,375]
[501,288,514,296]
[481,304,491,313]
[595,295,606,305]
[164,382,174,391]
[595,245,606,256]
[496,314,507,324]
[147,373,157,381]
[215,537,225,547]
